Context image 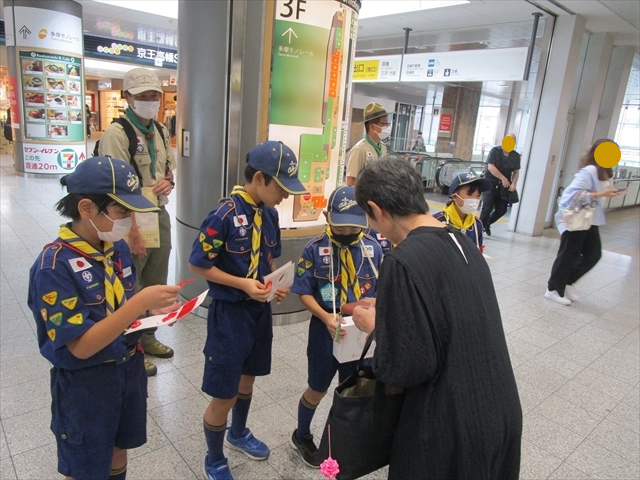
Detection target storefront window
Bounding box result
[615,55,640,176]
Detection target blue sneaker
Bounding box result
[224,427,270,460]
[203,457,234,480]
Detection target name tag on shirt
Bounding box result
[123,266,132,277]
[363,245,374,258]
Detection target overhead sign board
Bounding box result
[353,47,528,83]
[84,34,178,70]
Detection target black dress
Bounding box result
[373,226,522,480]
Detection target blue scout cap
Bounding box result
[449,172,492,196]
[247,141,307,195]
[65,156,158,212]
[327,186,368,228]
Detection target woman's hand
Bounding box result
[598,188,620,199]
[353,302,376,334]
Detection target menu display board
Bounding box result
[20,50,84,142]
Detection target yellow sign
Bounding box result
[353,60,380,81]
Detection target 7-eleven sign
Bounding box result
[57,149,78,170]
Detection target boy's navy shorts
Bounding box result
[202,299,273,399]
[50,351,147,480]
[307,315,358,393]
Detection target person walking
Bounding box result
[480,133,520,235]
[545,139,622,305]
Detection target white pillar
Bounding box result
[510,15,586,236]
[593,45,635,141]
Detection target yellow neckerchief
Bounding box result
[442,202,476,232]
[58,225,125,315]
[230,185,262,279]
[327,227,363,305]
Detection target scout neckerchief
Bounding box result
[230,186,262,279]
[125,108,156,179]
[364,134,382,157]
[442,202,476,233]
[327,228,363,305]
[58,225,125,315]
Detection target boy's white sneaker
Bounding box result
[545,289,571,306]
[565,285,580,302]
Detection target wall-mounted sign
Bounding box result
[269,0,361,229]
[98,81,112,90]
[3,6,82,55]
[22,143,86,173]
[20,50,85,143]
[84,34,178,70]
[353,47,528,83]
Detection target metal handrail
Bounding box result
[436,159,488,188]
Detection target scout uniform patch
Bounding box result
[67,313,83,325]
[297,267,306,277]
[213,239,224,248]
[202,242,213,252]
[40,309,47,321]
[233,215,248,227]
[68,257,92,273]
[47,329,56,341]
[61,297,78,310]
[208,252,217,259]
[42,291,58,306]
[199,232,206,242]
[206,227,218,236]
[49,312,63,326]
[305,260,313,269]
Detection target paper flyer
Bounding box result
[125,290,208,334]
[263,261,295,302]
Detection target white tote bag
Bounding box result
[561,190,596,231]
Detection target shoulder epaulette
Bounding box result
[213,198,236,220]
[361,232,377,242]
[306,233,326,248]
[39,243,63,270]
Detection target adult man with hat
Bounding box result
[346,102,391,186]
[99,67,176,376]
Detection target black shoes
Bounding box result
[484,224,491,236]
[289,430,321,468]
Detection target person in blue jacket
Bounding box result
[433,172,492,252]
[289,185,383,468]
[27,156,181,480]
[545,139,621,305]
[189,141,306,480]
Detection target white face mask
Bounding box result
[378,125,392,138]
[90,212,132,243]
[131,100,160,120]
[455,195,481,215]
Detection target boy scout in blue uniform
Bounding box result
[27,156,181,480]
[189,141,307,480]
[289,186,383,467]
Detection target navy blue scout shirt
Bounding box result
[365,227,392,255]
[28,236,138,370]
[189,196,281,302]
[432,211,484,249]
[292,232,382,310]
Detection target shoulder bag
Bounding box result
[317,331,404,480]
[561,189,596,231]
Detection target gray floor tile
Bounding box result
[0,377,50,420]
[127,414,171,461]
[267,443,319,480]
[128,444,198,480]
[231,458,283,480]
[2,407,55,457]
[548,461,593,479]
[519,439,563,480]
[565,439,640,479]
[571,366,636,400]
[0,354,50,389]
[605,400,640,435]
[0,335,39,364]
[523,411,585,461]
[514,359,570,395]
[589,346,640,385]
[0,457,17,480]
[149,393,210,443]
[554,380,622,418]
[11,442,58,480]
[621,383,639,410]
[146,369,200,410]
[587,419,640,465]
[0,422,9,461]
[533,395,605,438]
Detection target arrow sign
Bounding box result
[78,152,86,161]
[282,27,298,44]
[19,25,32,39]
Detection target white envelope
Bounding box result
[332,316,376,364]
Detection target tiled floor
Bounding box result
[1,150,638,480]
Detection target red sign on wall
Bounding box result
[439,113,452,133]
[8,76,21,126]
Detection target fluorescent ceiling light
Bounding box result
[92,0,178,19]
[359,0,470,19]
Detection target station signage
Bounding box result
[84,34,178,70]
[353,47,528,83]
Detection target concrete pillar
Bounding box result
[560,32,614,187]
[436,82,481,160]
[510,15,586,236]
[593,45,635,141]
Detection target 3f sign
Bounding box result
[281,0,307,20]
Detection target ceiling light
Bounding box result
[359,0,469,20]
[92,0,178,19]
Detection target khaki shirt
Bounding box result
[346,137,387,180]
[98,119,176,206]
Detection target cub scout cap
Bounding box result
[327,186,368,228]
[124,67,163,95]
[363,102,389,123]
[448,172,492,196]
[65,156,158,212]
[247,141,307,195]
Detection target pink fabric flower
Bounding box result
[320,456,340,479]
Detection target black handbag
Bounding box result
[317,332,404,480]
[501,186,519,204]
